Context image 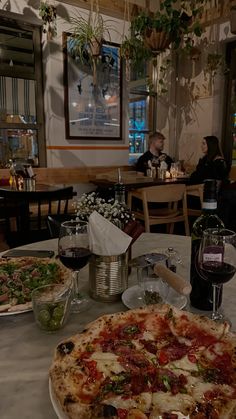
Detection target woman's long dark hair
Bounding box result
[204,136,223,161]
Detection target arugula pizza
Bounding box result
[0,257,71,313]
[50,304,236,419]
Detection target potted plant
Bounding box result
[121,36,152,69]
[68,9,112,86]
[39,1,57,40]
[121,0,206,63]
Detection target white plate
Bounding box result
[122,283,187,310]
[0,307,32,316]
[49,378,68,419]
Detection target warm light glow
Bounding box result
[72,102,77,107]
[166,171,171,179]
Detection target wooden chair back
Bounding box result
[128,184,189,235]
[47,214,76,239]
[1,186,75,247]
[186,183,203,217]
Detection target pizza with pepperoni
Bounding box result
[50,304,236,419]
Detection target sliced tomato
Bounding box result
[158,350,169,365]
[85,360,103,380]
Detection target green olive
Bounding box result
[49,319,61,331]
[52,305,64,321]
[37,309,50,326]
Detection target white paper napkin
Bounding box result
[88,211,132,256]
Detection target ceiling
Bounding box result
[60,0,236,24]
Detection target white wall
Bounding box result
[167,22,236,166]
[5,2,236,168]
[7,0,129,168]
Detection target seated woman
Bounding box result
[189,136,236,230]
[190,136,229,184]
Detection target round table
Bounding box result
[0,233,235,419]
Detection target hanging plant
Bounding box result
[39,1,57,40]
[158,58,172,95]
[68,0,113,87]
[204,53,223,80]
[121,0,207,66]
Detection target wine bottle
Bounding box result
[190,179,224,310]
[114,168,126,204]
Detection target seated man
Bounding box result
[136,131,173,174]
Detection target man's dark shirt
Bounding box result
[136,150,173,173]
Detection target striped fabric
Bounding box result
[0,76,36,119]
[0,76,6,113]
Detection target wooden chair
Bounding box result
[127,184,190,235]
[229,166,236,181]
[186,184,203,217]
[47,214,76,238]
[1,186,75,247]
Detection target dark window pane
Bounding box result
[0,77,36,123]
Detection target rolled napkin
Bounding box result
[88,211,132,256]
[154,264,192,296]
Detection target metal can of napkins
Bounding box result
[89,252,128,302]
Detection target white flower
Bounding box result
[75,192,135,228]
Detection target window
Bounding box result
[0,11,45,167]
[128,63,156,164]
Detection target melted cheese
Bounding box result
[192,382,234,401]
[204,341,226,361]
[150,391,194,418]
[170,355,198,372]
[104,392,152,412]
[143,331,155,341]
[90,352,124,375]
[151,393,194,415]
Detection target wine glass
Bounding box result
[198,228,236,322]
[170,163,178,179]
[58,220,92,313]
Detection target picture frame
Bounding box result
[63,32,122,140]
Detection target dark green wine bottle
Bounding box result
[190,179,224,310]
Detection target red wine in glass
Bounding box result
[59,247,91,271]
[201,262,236,285]
[58,220,91,313]
[198,228,236,322]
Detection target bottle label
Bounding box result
[203,244,224,264]
[202,202,217,210]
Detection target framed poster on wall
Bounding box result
[63,33,122,140]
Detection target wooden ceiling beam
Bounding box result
[59,0,145,20]
[59,0,236,25]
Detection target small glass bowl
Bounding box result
[32,284,72,331]
[137,265,169,306]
